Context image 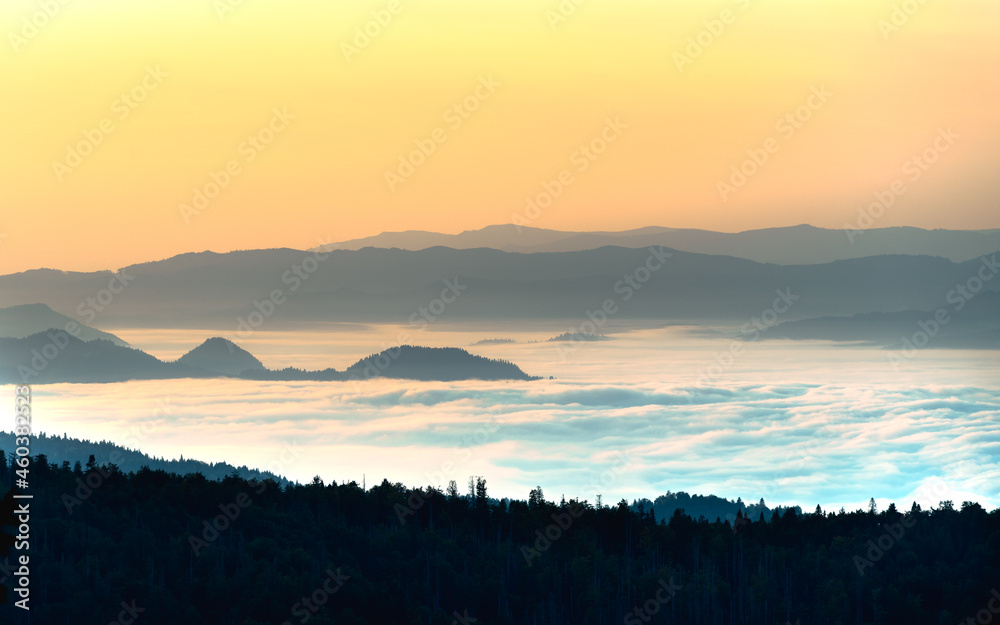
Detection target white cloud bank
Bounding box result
[14,376,998,512]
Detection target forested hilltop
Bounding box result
[0,455,997,624]
[0,431,286,484]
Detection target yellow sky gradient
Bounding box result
[1,0,999,273]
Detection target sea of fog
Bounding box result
[10,323,1000,512]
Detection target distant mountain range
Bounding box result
[0,334,537,384]
[3,246,998,329]
[317,224,1000,265]
[763,290,1000,347]
[0,302,129,345]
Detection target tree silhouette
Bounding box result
[1,453,998,624]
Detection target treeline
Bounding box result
[0,431,287,484]
[0,455,997,624]
[633,492,802,526]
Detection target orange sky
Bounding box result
[1,0,999,273]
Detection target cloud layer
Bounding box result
[9,327,995,511]
[16,371,998,512]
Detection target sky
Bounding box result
[2,0,999,273]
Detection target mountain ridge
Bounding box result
[0,332,538,384]
[315,224,1000,265]
[177,336,266,375]
[0,302,130,345]
[3,247,998,329]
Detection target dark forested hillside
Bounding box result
[0,431,286,484]
[0,455,997,624]
[344,345,538,381]
[633,491,801,526]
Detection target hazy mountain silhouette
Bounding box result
[547,331,611,342]
[0,333,536,384]
[0,332,189,383]
[764,290,1000,345]
[0,303,129,345]
[3,247,997,329]
[343,345,536,381]
[318,224,1000,265]
[177,337,265,375]
[915,328,1000,349]
[471,338,517,345]
[242,346,537,381]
